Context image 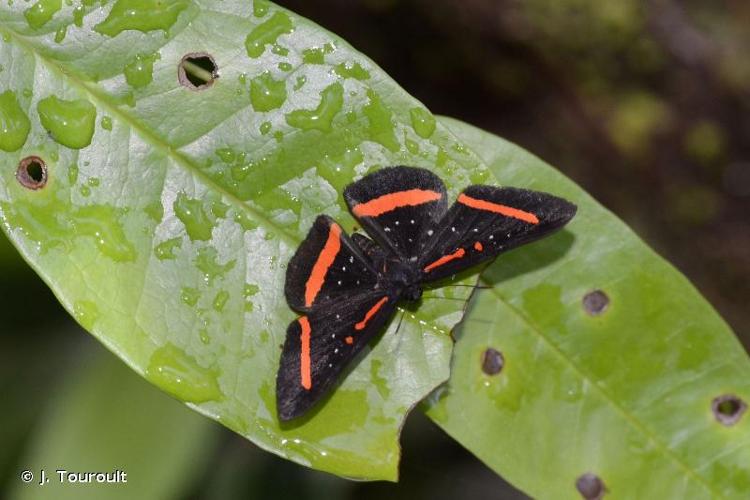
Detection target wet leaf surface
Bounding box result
[0,1,486,480]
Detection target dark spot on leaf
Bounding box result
[16,156,48,190]
[583,290,609,316]
[576,472,606,499]
[481,348,504,375]
[178,53,219,90]
[712,394,747,426]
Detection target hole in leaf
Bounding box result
[583,290,609,316]
[576,472,606,499]
[16,156,48,190]
[178,53,219,90]
[481,348,504,375]
[712,394,747,426]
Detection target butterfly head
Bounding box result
[384,258,423,302]
[402,284,423,302]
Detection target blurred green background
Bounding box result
[2,1,748,498]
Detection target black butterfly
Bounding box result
[277,166,577,420]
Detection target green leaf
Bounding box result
[8,343,218,500]
[0,1,486,480]
[426,117,750,498]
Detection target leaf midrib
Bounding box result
[0,18,457,348]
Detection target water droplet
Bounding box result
[100,116,113,130]
[213,290,229,312]
[286,82,343,132]
[180,287,200,307]
[54,25,67,43]
[302,43,334,65]
[37,95,97,149]
[470,169,489,184]
[253,0,270,17]
[364,89,399,152]
[410,107,436,139]
[24,0,62,29]
[72,5,84,27]
[146,343,223,403]
[244,11,293,59]
[436,147,449,167]
[124,52,160,89]
[334,62,370,81]
[173,193,215,241]
[268,45,287,58]
[243,283,259,312]
[144,201,163,222]
[293,75,306,91]
[73,300,99,330]
[260,121,272,135]
[316,146,363,191]
[210,200,229,218]
[72,205,136,261]
[67,163,78,185]
[277,61,292,72]
[0,91,31,152]
[233,211,258,231]
[94,0,190,37]
[195,246,235,285]
[154,237,181,260]
[250,72,287,112]
[199,329,210,345]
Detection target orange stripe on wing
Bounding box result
[458,193,539,224]
[424,248,466,272]
[355,296,389,331]
[299,317,312,390]
[352,189,442,217]
[304,223,342,307]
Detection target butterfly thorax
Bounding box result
[380,257,423,302]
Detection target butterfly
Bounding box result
[276,166,577,420]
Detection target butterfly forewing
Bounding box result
[418,185,577,282]
[276,291,397,421]
[344,166,448,260]
[285,215,378,312]
[278,167,578,421]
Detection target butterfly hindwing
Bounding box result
[276,291,397,421]
[344,166,448,260]
[419,185,577,282]
[285,215,378,312]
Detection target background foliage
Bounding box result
[2,1,748,499]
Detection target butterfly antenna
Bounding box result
[442,284,492,290]
[394,307,407,335]
[422,295,471,302]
